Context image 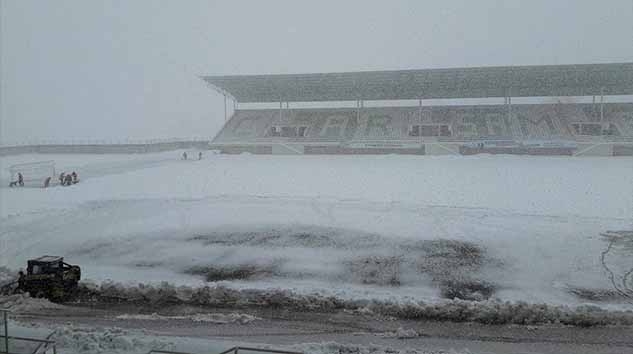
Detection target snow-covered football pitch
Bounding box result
[1,151,632,310]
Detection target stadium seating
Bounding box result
[213,103,633,144]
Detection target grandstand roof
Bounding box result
[201,62,633,103]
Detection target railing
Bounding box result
[148,346,303,354]
[3,308,301,354]
[0,309,57,354]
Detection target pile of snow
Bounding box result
[292,342,465,354]
[80,282,633,326]
[367,298,633,327]
[45,322,465,354]
[52,325,171,354]
[0,294,62,313]
[0,266,16,284]
[376,327,420,339]
[115,312,260,324]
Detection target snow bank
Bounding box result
[375,327,420,339]
[52,325,171,354]
[40,322,465,354]
[292,341,465,354]
[80,282,633,327]
[0,294,62,313]
[0,266,16,284]
[115,312,260,324]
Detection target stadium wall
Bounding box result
[0,141,209,157]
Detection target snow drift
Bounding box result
[75,282,633,327]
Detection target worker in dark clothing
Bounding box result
[18,172,24,187]
[64,173,73,186]
[59,172,66,186]
[182,152,188,160]
[71,171,78,184]
[198,152,202,160]
[17,270,25,290]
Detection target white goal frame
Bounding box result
[8,160,56,187]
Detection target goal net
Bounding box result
[9,160,56,187]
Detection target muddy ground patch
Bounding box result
[184,263,278,281]
[406,239,497,300]
[345,255,403,286]
[182,225,501,299]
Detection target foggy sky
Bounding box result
[1,0,632,143]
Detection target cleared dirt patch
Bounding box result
[412,239,485,273]
[406,239,497,300]
[185,264,277,281]
[345,255,402,286]
[440,278,497,301]
[185,225,499,298]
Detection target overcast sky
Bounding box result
[1,0,632,143]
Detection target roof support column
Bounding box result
[418,98,423,145]
[600,87,604,122]
[506,88,512,124]
[224,95,227,122]
[279,100,283,120]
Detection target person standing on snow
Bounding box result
[17,172,24,187]
[182,152,188,160]
[198,152,202,160]
[17,270,25,290]
[64,173,72,186]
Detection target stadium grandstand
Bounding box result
[202,63,633,156]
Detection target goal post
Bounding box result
[8,160,56,187]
